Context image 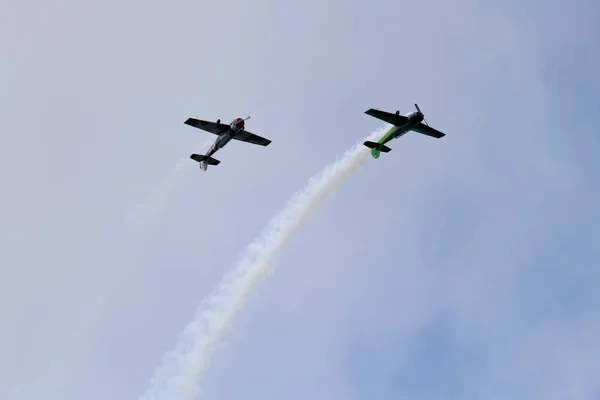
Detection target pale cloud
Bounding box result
[1,0,598,399]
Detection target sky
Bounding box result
[2,0,600,399]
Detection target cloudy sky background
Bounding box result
[2,0,599,399]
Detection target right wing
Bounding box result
[233,130,272,146]
[364,109,408,126]
[184,118,230,135]
[411,123,446,138]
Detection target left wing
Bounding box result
[365,109,408,126]
[184,118,230,135]
[411,123,446,138]
[233,130,272,146]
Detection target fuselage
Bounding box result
[378,111,424,145]
[205,117,246,157]
[199,117,247,171]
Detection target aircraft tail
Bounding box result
[363,141,391,159]
[190,154,221,171]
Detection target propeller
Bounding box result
[243,116,251,121]
[415,103,429,126]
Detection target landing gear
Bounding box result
[395,110,399,115]
[217,119,221,124]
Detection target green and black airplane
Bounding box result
[363,104,446,158]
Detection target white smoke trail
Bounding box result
[123,139,214,231]
[139,126,389,400]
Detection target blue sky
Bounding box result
[2,0,599,399]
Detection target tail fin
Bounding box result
[190,154,221,169]
[363,141,391,159]
[190,154,220,165]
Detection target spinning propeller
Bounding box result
[415,103,429,126]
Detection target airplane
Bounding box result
[184,115,271,171]
[363,104,446,158]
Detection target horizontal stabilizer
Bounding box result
[363,141,391,153]
[190,154,220,165]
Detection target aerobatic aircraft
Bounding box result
[184,116,271,171]
[363,104,446,158]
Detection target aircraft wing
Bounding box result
[184,118,230,135]
[233,130,272,146]
[365,109,408,125]
[411,122,446,138]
